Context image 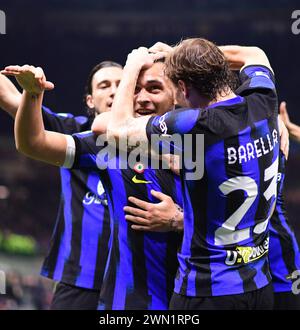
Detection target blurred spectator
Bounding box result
[0,270,53,310]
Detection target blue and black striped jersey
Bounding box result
[269,152,300,292]
[71,132,183,309]
[40,107,110,290]
[146,65,279,296]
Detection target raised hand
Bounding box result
[278,115,289,160]
[279,100,300,144]
[148,42,173,58]
[279,101,291,128]
[125,47,164,71]
[1,65,54,95]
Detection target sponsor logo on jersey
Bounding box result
[83,180,108,205]
[225,237,269,266]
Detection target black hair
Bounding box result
[84,61,123,117]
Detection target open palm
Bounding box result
[1,65,54,94]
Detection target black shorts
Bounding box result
[50,282,100,310]
[169,283,274,310]
[274,291,300,310]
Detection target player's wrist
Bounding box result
[169,204,183,232]
[24,89,43,98]
[124,61,143,74]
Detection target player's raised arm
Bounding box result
[280,101,300,143]
[1,65,68,166]
[219,45,273,72]
[0,72,22,117]
[278,115,289,160]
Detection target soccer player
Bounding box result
[3,60,183,310]
[2,47,291,310]
[99,40,280,309]
[266,100,300,310]
[269,152,300,309]
[0,62,123,309]
[121,55,300,309]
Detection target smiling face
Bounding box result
[86,66,123,115]
[134,62,175,117]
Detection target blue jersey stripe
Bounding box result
[53,169,73,279]
[186,269,196,296]
[269,222,289,291]
[207,95,244,109]
[75,173,105,288]
[175,181,194,295]
[143,170,168,309]
[270,202,300,292]
[144,233,168,309]
[174,175,183,208]
[243,66,275,90]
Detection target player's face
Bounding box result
[134,62,175,117]
[86,67,123,115]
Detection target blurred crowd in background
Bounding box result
[0,270,53,310]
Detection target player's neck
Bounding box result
[207,88,237,107]
[186,87,237,109]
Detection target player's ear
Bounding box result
[86,94,95,109]
[178,80,189,98]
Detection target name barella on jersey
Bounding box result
[146,65,279,296]
[67,132,183,310]
[269,152,300,292]
[40,107,110,290]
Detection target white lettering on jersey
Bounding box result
[226,129,278,165]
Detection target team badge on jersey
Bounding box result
[132,163,152,184]
[133,163,145,174]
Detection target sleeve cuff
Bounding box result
[62,135,76,168]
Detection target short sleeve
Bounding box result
[236,65,275,96]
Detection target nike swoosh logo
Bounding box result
[132,175,152,184]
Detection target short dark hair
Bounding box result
[165,38,237,102]
[84,61,123,117]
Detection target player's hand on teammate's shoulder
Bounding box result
[1,65,54,95]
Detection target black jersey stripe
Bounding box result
[41,197,65,278]
[61,170,88,285]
